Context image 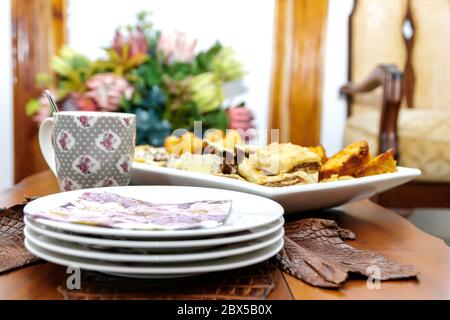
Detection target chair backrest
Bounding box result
[349,0,450,111]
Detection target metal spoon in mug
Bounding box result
[44,90,60,113]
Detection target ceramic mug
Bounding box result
[39,111,136,191]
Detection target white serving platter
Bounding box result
[132,163,421,213]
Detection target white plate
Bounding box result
[24,237,284,277]
[25,227,284,263]
[25,216,284,250]
[24,186,284,238]
[132,164,421,213]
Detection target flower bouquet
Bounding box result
[26,12,251,146]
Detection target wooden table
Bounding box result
[1,171,449,300]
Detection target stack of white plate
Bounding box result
[23,186,285,278]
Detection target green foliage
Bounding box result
[35,73,52,88]
[139,58,164,86]
[94,48,149,78]
[211,47,246,81]
[189,72,224,114]
[166,62,194,81]
[201,108,229,131]
[25,99,41,117]
[51,46,94,98]
[193,42,222,74]
[164,100,200,130]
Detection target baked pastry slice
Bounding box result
[355,149,397,177]
[320,141,370,180]
[166,153,223,174]
[238,158,319,187]
[134,145,169,166]
[249,143,321,175]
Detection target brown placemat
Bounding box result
[0,202,40,274]
[58,260,278,300]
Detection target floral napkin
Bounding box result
[26,192,232,230]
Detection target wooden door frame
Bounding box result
[11,0,67,183]
[269,0,329,146]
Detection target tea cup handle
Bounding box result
[39,117,57,176]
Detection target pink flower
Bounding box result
[100,132,115,151]
[113,27,148,59]
[120,160,129,173]
[63,180,73,191]
[157,31,197,64]
[60,93,98,112]
[58,132,68,151]
[226,105,255,130]
[85,73,134,111]
[79,116,89,127]
[32,90,55,123]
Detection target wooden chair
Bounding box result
[340,0,450,208]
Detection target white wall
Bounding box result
[0,0,14,189]
[321,0,354,155]
[68,0,275,142]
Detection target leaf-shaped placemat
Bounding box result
[0,202,40,274]
[277,219,419,288]
[57,261,278,300]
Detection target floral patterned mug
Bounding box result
[39,111,136,191]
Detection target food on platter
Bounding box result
[238,143,320,187]
[214,173,247,181]
[26,192,232,230]
[319,174,354,183]
[249,143,321,176]
[167,153,224,174]
[204,129,224,143]
[307,145,328,164]
[238,160,319,187]
[319,141,370,180]
[355,149,397,177]
[134,133,398,187]
[134,145,169,166]
[164,132,204,156]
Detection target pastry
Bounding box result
[238,143,321,187]
[164,132,203,156]
[307,145,328,164]
[248,143,321,176]
[320,140,370,180]
[166,153,223,174]
[355,149,397,177]
[134,145,169,166]
[238,158,318,187]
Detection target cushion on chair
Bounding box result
[344,107,450,182]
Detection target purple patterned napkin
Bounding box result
[26,192,232,230]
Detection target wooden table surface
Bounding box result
[1,171,449,300]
